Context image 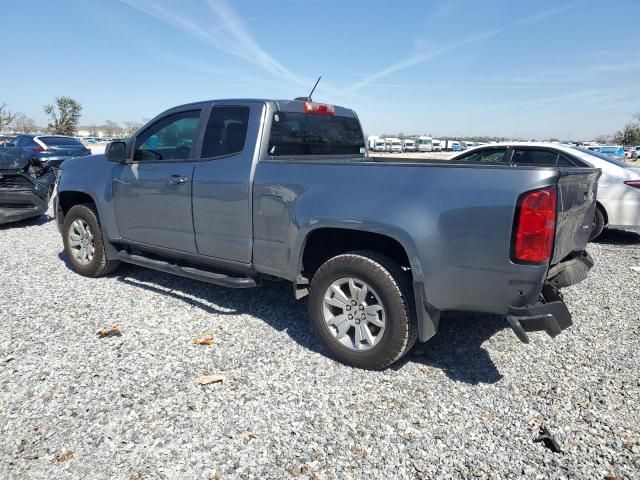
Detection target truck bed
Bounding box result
[252,159,600,315]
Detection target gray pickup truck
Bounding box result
[54,98,600,369]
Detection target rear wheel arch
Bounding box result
[298,227,418,282]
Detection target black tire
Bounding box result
[307,251,418,370]
[589,207,605,241]
[62,203,120,277]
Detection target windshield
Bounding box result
[572,147,631,168]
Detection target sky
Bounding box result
[2,0,639,140]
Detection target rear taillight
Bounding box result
[624,180,640,189]
[304,101,335,115]
[511,187,557,264]
[32,146,45,152]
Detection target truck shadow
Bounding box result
[394,312,506,384]
[106,263,505,385]
[593,228,640,245]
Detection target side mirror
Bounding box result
[105,141,127,163]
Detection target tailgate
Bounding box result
[551,168,601,264]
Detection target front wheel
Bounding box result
[589,207,605,241]
[62,203,120,277]
[308,251,417,370]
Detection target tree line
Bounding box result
[0,97,145,137]
[595,113,640,146]
[3,96,640,144]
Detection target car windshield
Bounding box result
[572,147,631,168]
[39,136,84,147]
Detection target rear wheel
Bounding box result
[589,207,605,241]
[62,203,120,277]
[308,251,417,370]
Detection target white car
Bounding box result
[451,142,640,240]
[626,146,639,160]
[570,146,640,239]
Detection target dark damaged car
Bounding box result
[0,151,57,224]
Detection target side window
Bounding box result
[23,138,39,148]
[8,136,23,147]
[134,110,200,162]
[557,154,584,167]
[512,149,558,166]
[201,106,250,158]
[455,148,508,164]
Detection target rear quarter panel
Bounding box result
[253,161,562,314]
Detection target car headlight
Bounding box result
[26,159,47,178]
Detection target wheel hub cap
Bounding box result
[322,277,386,351]
[68,219,95,265]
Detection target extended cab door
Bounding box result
[192,101,264,263]
[112,109,203,253]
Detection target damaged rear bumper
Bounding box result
[506,252,593,344]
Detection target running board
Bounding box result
[117,251,257,288]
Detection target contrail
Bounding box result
[348,0,587,93]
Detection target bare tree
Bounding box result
[123,121,142,136]
[594,134,612,144]
[12,114,37,134]
[102,120,121,137]
[88,124,99,136]
[44,96,82,135]
[0,102,19,133]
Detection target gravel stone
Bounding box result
[0,211,639,479]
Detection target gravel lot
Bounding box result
[1,209,639,479]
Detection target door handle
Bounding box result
[167,175,189,185]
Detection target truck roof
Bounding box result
[160,99,358,118]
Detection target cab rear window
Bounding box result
[268,112,365,157]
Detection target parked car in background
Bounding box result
[443,140,461,151]
[55,98,600,369]
[0,135,92,169]
[432,139,442,151]
[390,138,403,152]
[625,146,639,160]
[453,142,640,240]
[403,138,416,152]
[596,145,625,159]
